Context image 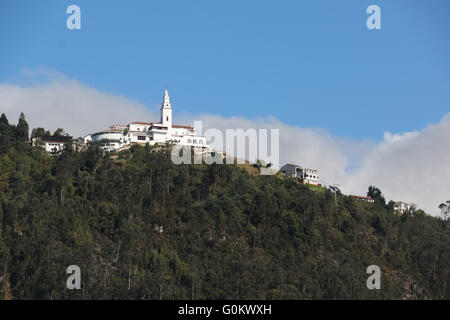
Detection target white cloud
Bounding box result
[0,70,158,137]
[343,119,450,216]
[176,115,450,218]
[1,71,449,216]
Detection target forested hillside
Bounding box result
[0,114,449,299]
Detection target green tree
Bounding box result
[31,127,51,138]
[0,113,13,150]
[0,113,10,135]
[367,185,386,205]
[53,128,69,137]
[15,112,29,142]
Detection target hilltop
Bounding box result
[0,137,449,299]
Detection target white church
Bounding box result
[86,90,210,152]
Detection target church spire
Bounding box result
[162,89,171,109]
[161,89,173,126]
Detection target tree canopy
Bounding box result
[0,114,449,300]
[367,186,386,205]
[15,113,29,143]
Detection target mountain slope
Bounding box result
[0,142,449,299]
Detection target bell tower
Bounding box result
[161,89,172,127]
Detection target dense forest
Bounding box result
[0,113,449,299]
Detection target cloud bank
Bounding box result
[187,114,450,217]
[0,71,158,137]
[1,72,449,216]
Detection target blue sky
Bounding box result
[0,0,449,139]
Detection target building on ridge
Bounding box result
[89,90,210,152]
[280,163,319,185]
[394,201,412,213]
[31,135,74,154]
[350,195,375,203]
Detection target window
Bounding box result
[187,139,192,144]
[193,139,197,144]
[138,136,146,141]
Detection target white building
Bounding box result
[31,135,74,154]
[280,163,319,185]
[350,195,375,203]
[90,90,210,152]
[394,201,412,213]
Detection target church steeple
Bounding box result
[161,89,171,109]
[161,89,172,127]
